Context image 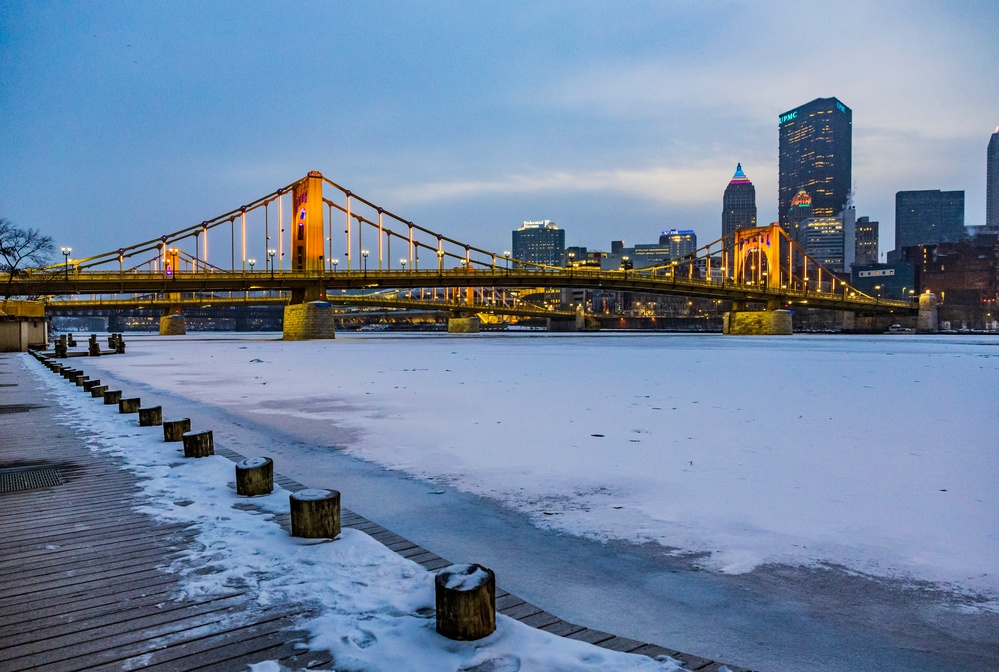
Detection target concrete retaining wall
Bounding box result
[0,318,48,352]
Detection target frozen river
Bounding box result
[79,332,999,671]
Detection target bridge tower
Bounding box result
[731,225,783,291]
[283,170,336,340]
[290,171,326,281]
[724,224,793,334]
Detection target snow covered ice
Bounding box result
[80,332,999,594]
[32,363,685,672]
[53,331,999,670]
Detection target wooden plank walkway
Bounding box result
[1,351,752,672]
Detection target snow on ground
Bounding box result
[81,332,999,601]
[31,363,685,672]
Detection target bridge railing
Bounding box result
[13,264,915,312]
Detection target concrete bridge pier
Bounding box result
[447,315,481,333]
[917,292,939,333]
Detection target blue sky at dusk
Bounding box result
[2,1,997,260]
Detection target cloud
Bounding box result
[386,165,724,207]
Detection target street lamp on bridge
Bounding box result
[332,258,339,272]
[61,247,71,280]
[362,249,369,275]
[267,249,276,278]
[248,258,256,272]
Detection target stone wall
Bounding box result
[723,310,793,335]
[283,302,336,340]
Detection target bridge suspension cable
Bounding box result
[27,170,913,316]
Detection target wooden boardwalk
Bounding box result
[0,351,751,672]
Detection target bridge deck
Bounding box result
[1,353,752,672]
[9,267,916,315]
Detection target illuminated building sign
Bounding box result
[779,111,798,124]
[858,269,895,278]
[836,101,847,113]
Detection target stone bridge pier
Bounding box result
[159,310,186,335]
[723,300,792,335]
[283,299,337,340]
[447,315,481,333]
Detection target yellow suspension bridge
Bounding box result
[7,171,917,336]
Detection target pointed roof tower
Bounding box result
[722,163,757,238]
[729,163,752,185]
[790,188,812,208]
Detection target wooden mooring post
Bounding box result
[290,489,340,539]
[236,457,274,496]
[119,397,141,414]
[182,430,214,458]
[138,406,163,427]
[163,418,191,442]
[435,563,497,641]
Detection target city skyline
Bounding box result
[1,2,997,262]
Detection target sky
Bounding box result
[2,1,997,263]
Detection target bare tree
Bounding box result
[1,218,55,300]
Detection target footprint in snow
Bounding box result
[460,654,521,672]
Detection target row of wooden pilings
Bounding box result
[28,349,497,642]
[52,333,126,358]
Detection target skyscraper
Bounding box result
[855,216,879,266]
[778,97,852,231]
[895,190,965,250]
[659,229,697,258]
[512,220,565,267]
[722,163,757,238]
[988,127,999,229]
[801,216,846,272]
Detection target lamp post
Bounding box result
[248,258,256,272]
[332,258,339,273]
[437,249,445,272]
[267,249,276,278]
[362,249,369,274]
[503,250,511,271]
[61,247,72,280]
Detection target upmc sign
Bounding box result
[779,110,798,124]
